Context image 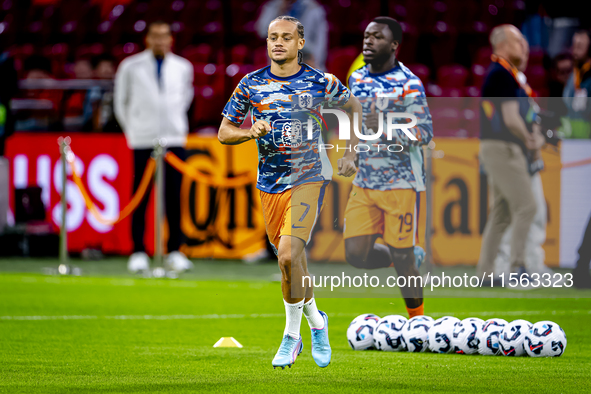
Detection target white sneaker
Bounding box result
[166,251,194,272]
[128,252,150,273]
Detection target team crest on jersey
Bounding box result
[272,119,302,148]
[376,95,389,111]
[298,93,313,108]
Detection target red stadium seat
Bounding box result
[470,64,487,88]
[474,47,493,66]
[426,83,443,97]
[194,63,225,91]
[406,63,430,83]
[398,22,419,63]
[326,46,359,85]
[193,85,226,125]
[230,45,249,65]
[253,46,269,69]
[430,22,459,69]
[437,64,469,88]
[528,47,545,66]
[525,65,547,89]
[182,44,213,64]
[113,43,140,63]
[431,107,462,137]
[441,87,463,98]
[75,43,105,59]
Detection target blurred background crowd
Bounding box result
[0,0,589,140]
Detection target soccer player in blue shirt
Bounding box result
[345,17,433,319]
[218,16,362,369]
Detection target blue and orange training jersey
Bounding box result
[222,64,350,194]
[348,61,433,191]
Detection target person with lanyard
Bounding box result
[476,25,545,282]
[563,29,591,138]
[492,36,566,285]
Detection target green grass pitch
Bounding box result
[1,258,590,393]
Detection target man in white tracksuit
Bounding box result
[114,21,194,273]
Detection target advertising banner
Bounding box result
[3,133,567,266]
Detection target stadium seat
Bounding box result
[464,86,482,99]
[193,85,226,125]
[431,106,462,136]
[182,44,213,64]
[253,46,269,69]
[75,43,105,59]
[229,64,255,90]
[230,45,249,65]
[470,64,487,88]
[429,22,458,69]
[474,46,493,66]
[525,65,547,89]
[112,42,140,63]
[528,47,545,66]
[398,22,419,63]
[194,63,225,91]
[426,83,443,97]
[459,107,479,137]
[441,87,463,98]
[326,46,359,86]
[406,63,430,82]
[437,64,469,88]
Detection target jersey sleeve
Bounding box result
[347,73,356,91]
[222,76,251,125]
[324,73,350,107]
[391,77,433,146]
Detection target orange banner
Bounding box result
[179,136,560,266]
[430,138,560,266]
[179,137,267,260]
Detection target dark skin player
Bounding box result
[344,21,423,309]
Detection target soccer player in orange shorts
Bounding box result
[218,16,362,369]
[344,17,433,319]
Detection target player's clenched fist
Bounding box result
[248,120,271,139]
[337,156,357,177]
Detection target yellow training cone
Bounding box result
[213,337,243,348]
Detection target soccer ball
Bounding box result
[428,316,460,353]
[499,319,532,356]
[373,315,408,351]
[478,318,508,355]
[401,315,433,352]
[347,313,381,350]
[524,321,567,357]
[452,317,484,354]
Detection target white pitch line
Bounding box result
[1,310,590,322]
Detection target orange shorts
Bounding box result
[343,185,421,249]
[260,181,330,254]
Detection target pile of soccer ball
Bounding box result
[347,314,567,357]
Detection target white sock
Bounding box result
[303,298,324,329]
[283,299,304,340]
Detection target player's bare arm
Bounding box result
[337,94,362,177]
[218,117,271,145]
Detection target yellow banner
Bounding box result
[179,136,560,266]
[180,137,267,260]
[430,138,560,266]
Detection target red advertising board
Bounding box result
[4,132,145,254]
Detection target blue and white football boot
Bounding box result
[272,335,303,369]
[414,245,425,269]
[310,310,331,368]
